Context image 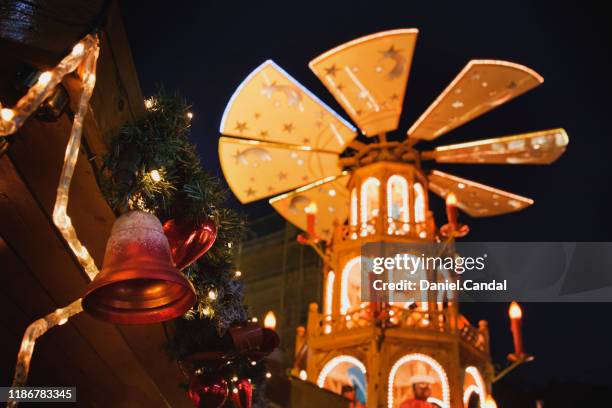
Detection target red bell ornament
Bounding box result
[83,210,196,324]
[188,372,229,408]
[230,378,252,408]
[163,218,217,270]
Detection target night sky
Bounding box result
[120,0,612,397]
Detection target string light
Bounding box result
[37,72,53,86]
[388,353,450,408]
[208,290,217,300]
[8,34,101,397]
[251,317,258,323]
[1,108,15,122]
[232,375,238,382]
[72,43,85,56]
[265,372,272,379]
[150,169,162,182]
[144,98,154,109]
[250,361,257,366]
[234,270,242,278]
[1,35,98,137]
[187,112,194,120]
[299,370,308,381]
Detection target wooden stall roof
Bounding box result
[0,1,190,406]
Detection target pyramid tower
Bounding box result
[217,28,567,408]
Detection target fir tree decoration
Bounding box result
[100,88,270,407]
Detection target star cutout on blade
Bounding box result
[380,44,401,59]
[267,186,274,192]
[234,121,248,133]
[390,93,399,101]
[283,123,295,133]
[336,83,345,91]
[303,138,310,144]
[254,112,261,119]
[245,187,256,197]
[259,130,269,138]
[324,64,339,77]
[278,171,287,180]
[302,175,309,181]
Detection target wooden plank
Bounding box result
[0,156,171,406]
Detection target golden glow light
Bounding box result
[37,71,53,86]
[1,108,15,122]
[317,355,366,388]
[388,353,450,408]
[72,43,85,56]
[485,395,497,408]
[324,271,335,315]
[150,169,162,182]
[264,311,277,330]
[509,301,522,319]
[299,370,308,381]
[304,202,318,214]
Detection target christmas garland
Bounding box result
[100,88,267,407]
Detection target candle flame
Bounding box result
[509,301,522,319]
[446,192,458,206]
[485,395,497,408]
[305,202,318,214]
[264,310,277,330]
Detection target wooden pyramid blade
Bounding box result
[409,60,544,141]
[220,60,356,153]
[219,137,341,203]
[269,173,350,241]
[425,128,569,164]
[428,170,533,217]
[309,29,419,137]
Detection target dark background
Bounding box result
[121,1,612,404]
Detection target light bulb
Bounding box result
[72,43,85,56]
[150,169,162,182]
[38,71,53,86]
[1,108,15,122]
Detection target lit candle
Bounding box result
[485,395,498,408]
[445,193,458,226]
[304,202,318,236]
[508,301,524,356]
[264,310,277,330]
